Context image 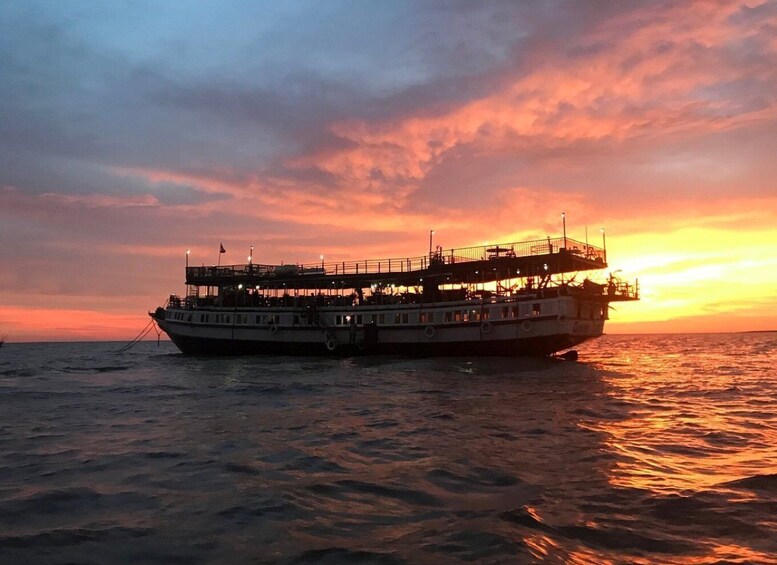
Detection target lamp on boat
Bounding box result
[248,246,253,265]
[601,227,607,262]
[562,211,567,249]
[320,254,324,270]
[429,230,435,258]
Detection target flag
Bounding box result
[219,243,226,254]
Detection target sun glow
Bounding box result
[606,226,777,333]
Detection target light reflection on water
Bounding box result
[0,333,775,564]
[587,334,777,496]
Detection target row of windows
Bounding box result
[197,313,247,324]
[184,302,568,326]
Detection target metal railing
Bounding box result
[186,236,605,281]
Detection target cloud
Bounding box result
[1,1,776,338]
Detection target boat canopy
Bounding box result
[185,236,608,290]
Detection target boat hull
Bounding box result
[161,330,590,357]
[152,305,603,357]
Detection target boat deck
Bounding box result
[186,237,608,289]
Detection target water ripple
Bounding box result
[0,335,775,563]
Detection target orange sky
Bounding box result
[1,1,776,341]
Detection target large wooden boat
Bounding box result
[151,235,638,356]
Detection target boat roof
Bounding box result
[186,236,607,289]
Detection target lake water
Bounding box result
[1,333,775,564]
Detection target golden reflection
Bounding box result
[596,366,772,495]
[523,531,559,561]
[523,529,620,565]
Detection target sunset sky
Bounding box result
[2,1,776,341]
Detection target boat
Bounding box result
[150,235,638,356]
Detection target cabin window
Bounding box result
[501,307,509,319]
[255,315,262,324]
[420,312,428,324]
[402,313,409,324]
[394,313,401,324]
[336,315,342,325]
[531,303,540,316]
[471,309,480,322]
[454,311,462,322]
[293,315,300,325]
[444,311,453,323]
[356,315,363,325]
[378,314,385,324]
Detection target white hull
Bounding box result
[154,295,606,356]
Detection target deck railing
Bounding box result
[186,236,605,281]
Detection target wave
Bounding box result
[724,473,777,492]
[281,547,407,565]
[500,505,696,554]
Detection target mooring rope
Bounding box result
[116,318,159,353]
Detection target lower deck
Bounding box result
[154,294,607,357]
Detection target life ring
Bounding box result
[557,314,568,324]
[270,325,279,335]
[481,321,493,334]
[326,337,337,352]
[424,325,436,338]
[522,320,532,332]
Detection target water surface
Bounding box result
[1,333,775,563]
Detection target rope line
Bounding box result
[116,318,157,353]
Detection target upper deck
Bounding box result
[185,236,607,289]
